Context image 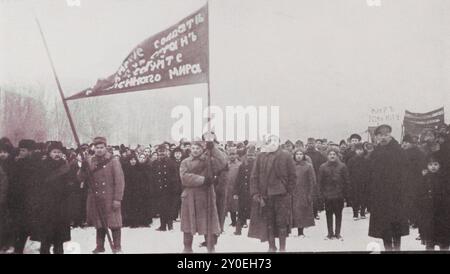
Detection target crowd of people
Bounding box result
[0,123,449,254]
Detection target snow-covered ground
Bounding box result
[22,207,428,254]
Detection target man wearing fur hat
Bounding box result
[151,144,178,231]
[35,141,72,254]
[78,137,125,254]
[368,124,409,251]
[248,135,297,252]
[343,133,362,164]
[8,139,40,253]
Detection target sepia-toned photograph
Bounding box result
[0,0,449,258]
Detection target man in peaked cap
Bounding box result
[151,144,178,231]
[369,124,409,251]
[78,136,125,253]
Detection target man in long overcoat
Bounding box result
[179,137,227,253]
[248,135,297,252]
[8,139,40,254]
[368,124,409,251]
[35,142,72,254]
[78,137,125,254]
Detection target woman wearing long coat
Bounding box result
[35,150,72,254]
[122,156,152,227]
[179,141,227,252]
[292,149,316,236]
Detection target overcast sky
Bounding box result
[1,0,449,143]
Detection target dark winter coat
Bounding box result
[122,162,152,226]
[248,148,296,242]
[224,160,241,212]
[292,159,315,228]
[417,171,450,245]
[318,161,349,200]
[403,146,426,223]
[35,159,72,244]
[7,156,41,238]
[347,154,371,205]
[233,159,255,221]
[0,165,7,213]
[180,146,227,235]
[368,138,409,239]
[67,160,88,226]
[151,157,178,218]
[78,153,125,229]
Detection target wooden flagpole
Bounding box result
[34,15,115,252]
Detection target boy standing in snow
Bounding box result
[417,155,450,251]
[318,148,349,240]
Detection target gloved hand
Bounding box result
[252,194,261,203]
[233,195,239,200]
[204,176,214,186]
[112,200,121,211]
[206,141,214,150]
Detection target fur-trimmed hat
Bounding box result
[374,124,392,135]
[0,142,13,154]
[47,141,64,153]
[93,136,107,146]
[18,139,36,150]
[155,144,167,152]
[349,133,362,141]
[326,147,340,155]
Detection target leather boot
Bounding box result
[112,229,122,253]
[92,228,106,254]
[279,229,287,252]
[183,233,193,253]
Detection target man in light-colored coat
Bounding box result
[78,137,125,254]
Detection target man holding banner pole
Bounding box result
[78,137,125,254]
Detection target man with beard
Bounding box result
[35,142,72,254]
[78,137,125,254]
[305,137,327,220]
[368,124,409,251]
[151,145,178,231]
[8,139,40,254]
[343,134,362,164]
[249,135,296,252]
[233,145,257,235]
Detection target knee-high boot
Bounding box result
[279,228,287,252]
[268,226,277,252]
[93,228,106,254]
[112,229,122,253]
[183,233,193,253]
